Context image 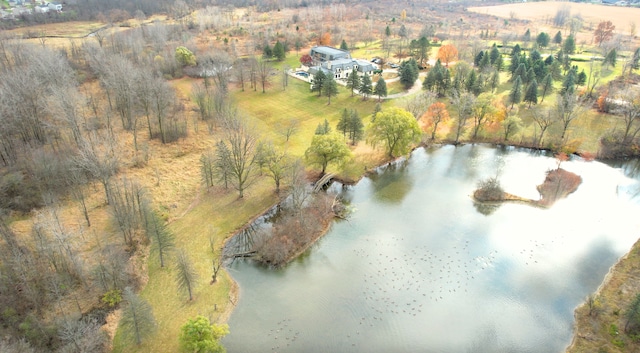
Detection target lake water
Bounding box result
[222,145,640,353]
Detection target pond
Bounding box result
[222,145,640,353]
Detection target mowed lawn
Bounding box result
[233,78,388,178]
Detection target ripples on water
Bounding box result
[223,145,640,353]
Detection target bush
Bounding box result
[474,177,504,202]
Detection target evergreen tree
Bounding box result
[340,40,349,51]
[526,67,536,85]
[509,76,523,108]
[263,44,273,59]
[511,44,522,57]
[523,29,531,42]
[494,53,504,71]
[490,69,500,92]
[563,35,576,54]
[509,53,521,76]
[315,119,331,135]
[489,45,501,65]
[524,78,538,107]
[514,63,527,82]
[374,77,388,102]
[474,51,484,67]
[466,70,477,93]
[323,75,339,105]
[536,32,550,48]
[479,50,491,70]
[631,47,640,72]
[561,68,576,95]
[577,70,587,85]
[554,31,563,45]
[399,59,419,89]
[273,41,285,61]
[540,73,553,102]
[312,70,326,97]
[385,25,391,37]
[360,73,373,100]
[346,68,361,96]
[603,48,617,67]
[337,109,349,139]
[348,110,364,145]
[544,54,554,66]
[417,36,430,65]
[530,50,542,63]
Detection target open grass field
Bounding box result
[468,2,640,29]
[5,21,105,37]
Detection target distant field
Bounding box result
[6,21,105,37]
[468,2,640,27]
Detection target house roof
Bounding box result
[311,46,348,57]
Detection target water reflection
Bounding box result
[367,158,412,204]
[222,145,640,353]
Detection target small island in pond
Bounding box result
[474,168,582,208]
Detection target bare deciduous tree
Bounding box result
[217,117,262,198]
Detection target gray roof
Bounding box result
[318,58,375,73]
[311,46,348,57]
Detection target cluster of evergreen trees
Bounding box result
[263,41,286,61]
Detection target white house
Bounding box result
[307,46,376,84]
[35,5,50,13]
[48,2,62,11]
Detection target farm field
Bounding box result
[468,2,640,27]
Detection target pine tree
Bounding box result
[374,77,388,102]
[360,73,373,100]
[348,110,364,145]
[479,51,491,70]
[554,31,563,45]
[263,44,273,59]
[514,63,527,82]
[474,51,484,67]
[385,25,391,37]
[490,44,501,65]
[466,70,477,93]
[273,41,285,61]
[540,73,553,102]
[399,59,419,89]
[323,75,339,105]
[577,70,587,85]
[523,29,531,42]
[337,109,349,140]
[490,69,500,92]
[524,79,538,107]
[340,40,349,51]
[315,119,331,135]
[563,35,576,54]
[312,70,326,97]
[561,68,576,95]
[631,47,640,71]
[346,68,360,96]
[509,76,523,108]
[603,48,617,67]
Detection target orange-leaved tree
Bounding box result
[437,44,458,67]
[425,102,450,140]
[320,32,332,46]
[594,21,615,46]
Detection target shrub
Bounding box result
[474,177,504,202]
